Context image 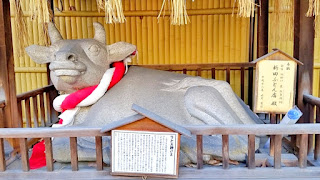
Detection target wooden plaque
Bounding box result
[254,60,297,113]
[111,130,179,178]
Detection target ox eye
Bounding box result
[88,45,100,55]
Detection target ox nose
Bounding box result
[55,52,78,62]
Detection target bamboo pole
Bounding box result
[208,0,213,64]
[164,16,170,64]
[114,23,120,41]
[59,1,66,39]
[129,0,137,64]
[218,14,224,80]
[125,0,131,44]
[175,24,181,64]
[80,0,87,39]
[191,1,196,65]
[169,17,175,64]
[119,0,125,42]
[146,1,153,64]
[185,1,191,65]
[181,20,186,65]
[152,0,159,65]
[141,0,147,64]
[75,1,82,39]
[196,0,202,66]
[92,0,98,27]
[158,12,164,64]
[86,1,93,38]
[64,0,72,39]
[70,0,77,39]
[136,0,142,64]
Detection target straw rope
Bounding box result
[96,0,126,24]
[237,0,256,18]
[158,0,190,25]
[306,0,320,38]
[10,0,29,57]
[306,0,320,17]
[29,0,52,46]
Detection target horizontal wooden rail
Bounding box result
[185,123,320,135]
[137,63,255,71]
[303,93,320,107]
[0,127,105,138]
[17,85,55,101]
[0,124,319,138]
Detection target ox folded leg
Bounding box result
[185,86,243,125]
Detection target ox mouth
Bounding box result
[53,69,85,84]
[54,69,84,76]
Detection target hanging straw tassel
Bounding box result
[237,0,256,18]
[29,0,52,46]
[306,0,320,17]
[10,0,29,56]
[96,0,125,24]
[97,0,104,13]
[158,0,190,25]
[307,0,320,38]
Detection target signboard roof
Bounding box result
[252,48,303,65]
[101,103,192,137]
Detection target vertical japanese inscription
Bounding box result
[112,130,178,176]
[255,60,296,113]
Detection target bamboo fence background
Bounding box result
[9,0,320,98]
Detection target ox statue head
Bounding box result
[26,22,136,94]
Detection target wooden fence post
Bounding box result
[0,0,21,148]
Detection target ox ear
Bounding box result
[107,42,137,63]
[25,45,53,64]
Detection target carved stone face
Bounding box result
[26,22,136,94]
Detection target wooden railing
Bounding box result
[0,124,318,177]
[303,93,320,160]
[187,124,319,170]
[16,85,58,128]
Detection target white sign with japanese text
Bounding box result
[111,130,178,176]
[254,60,296,113]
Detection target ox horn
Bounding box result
[48,22,63,44]
[93,22,106,44]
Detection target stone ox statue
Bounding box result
[26,22,261,165]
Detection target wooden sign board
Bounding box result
[254,60,297,113]
[111,130,179,178]
[101,104,191,178]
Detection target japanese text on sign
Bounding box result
[255,60,296,113]
[112,130,178,175]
